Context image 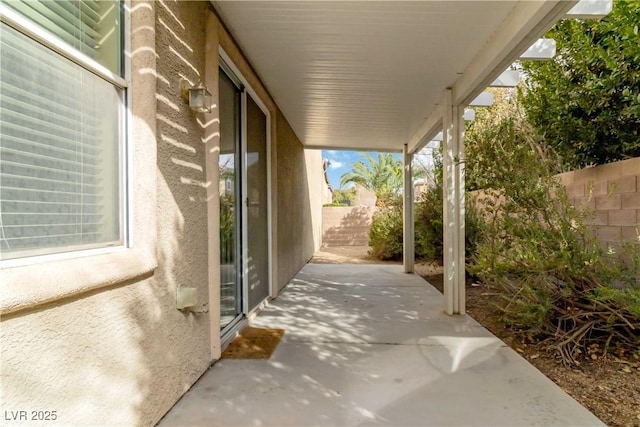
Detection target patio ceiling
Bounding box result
[213,1,576,153]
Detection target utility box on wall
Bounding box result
[176,285,198,310]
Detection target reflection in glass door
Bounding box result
[219,69,241,330]
[245,95,269,311]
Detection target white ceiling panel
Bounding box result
[212,1,545,151]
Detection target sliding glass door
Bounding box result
[219,61,270,331]
[219,69,242,330]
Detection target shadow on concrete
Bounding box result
[158,264,603,427]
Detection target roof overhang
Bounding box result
[212,1,577,154]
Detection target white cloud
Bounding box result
[326,150,338,155]
[328,160,343,169]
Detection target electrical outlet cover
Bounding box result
[176,284,198,310]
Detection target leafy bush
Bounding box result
[466,95,640,363]
[220,194,235,263]
[367,86,640,363]
[368,195,403,260]
[368,146,484,263]
[332,188,355,206]
[414,189,443,262]
[520,0,640,168]
[367,165,483,264]
[323,202,348,207]
[414,152,484,263]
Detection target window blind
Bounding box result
[3,0,122,74]
[0,2,123,260]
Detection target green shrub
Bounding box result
[367,88,640,363]
[520,0,640,168]
[414,192,443,262]
[414,177,484,264]
[466,94,640,363]
[368,196,403,260]
[332,188,355,206]
[323,202,347,207]
[367,168,483,264]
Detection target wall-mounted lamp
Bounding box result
[180,79,212,113]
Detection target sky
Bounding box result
[321,150,392,189]
[322,150,354,189]
[322,148,437,189]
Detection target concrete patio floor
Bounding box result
[159,263,603,426]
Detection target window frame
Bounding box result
[0,0,159,318]
[0,1,130,266]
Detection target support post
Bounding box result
[403,144,414,274]
[442,89,466,315]
[456,103,466,315]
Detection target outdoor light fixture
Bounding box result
[180,79,212,113]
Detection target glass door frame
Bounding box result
[219,50,273,338]
[218,61,243,335]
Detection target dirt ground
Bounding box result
[312,246,640,427]
[311,246,400,264]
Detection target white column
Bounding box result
[442,89,466,315]
[403,144,414,274]
[456,101,466,315]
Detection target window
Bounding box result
[0,1,125,261]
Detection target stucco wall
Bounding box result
[276,113,323,288]
[322,207,376,246]
[307,149,325,256]
[0,2,324,425]
[557,157,640,251]
[1,2,214,425]
[353,186,377,207]
[150,2,214,421]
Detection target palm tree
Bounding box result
[339,153,403,200]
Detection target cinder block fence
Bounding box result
[322,206,376,246]
[557,157,640,252]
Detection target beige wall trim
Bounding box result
[205,13,222,360]
[0,269,156,321]
[0,250,157,316]
[270,109,279,296]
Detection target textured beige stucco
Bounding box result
[1,2,213,425]
[204,12,222,360]
[322,206,376,246]
[276,112,323,287]
[0,2,325,425]
[306,149,325,256]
